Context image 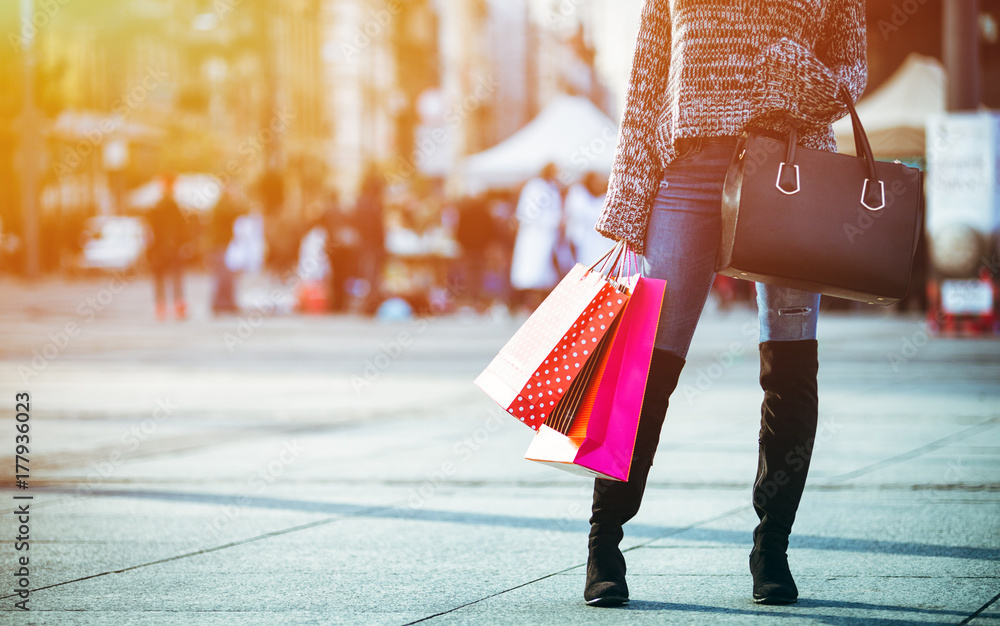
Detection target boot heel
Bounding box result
[750,548,798,604]
[584,527,629,607]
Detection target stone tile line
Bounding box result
[959,591,1000,626]
[0,502,398,602]
[827,416,1000,484]
[401,504,752,625]
[400,563,578,625]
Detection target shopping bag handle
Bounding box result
[590,240,638,282]
[591,240,623,275]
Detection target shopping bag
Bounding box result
[523,275,666,481]
[475,245,632,431]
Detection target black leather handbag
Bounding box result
[716,90,924,305]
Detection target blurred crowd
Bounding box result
[9,161,644,320]
[288,163,621,319]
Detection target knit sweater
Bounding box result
[596,0,868,254]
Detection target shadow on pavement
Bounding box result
[624,600,962,625]
[40,487,1000,562]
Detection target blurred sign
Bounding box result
[941,279,994,315]
[103,140,128,171]
[925,113,1000,238]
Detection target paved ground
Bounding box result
[0,272,998,625]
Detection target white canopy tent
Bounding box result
[833,53,945,158]
[127,174,222,213]
[461,95,618,191]
[49,111,163,142]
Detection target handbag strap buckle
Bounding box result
[775,162,800,195]
[861,179,886,211]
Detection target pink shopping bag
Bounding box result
[524,276,666,481]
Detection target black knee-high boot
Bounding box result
[750,339,819,605]
[584,348,686,607]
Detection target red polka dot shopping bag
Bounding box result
[474,243,634,432]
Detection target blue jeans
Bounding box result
[643,137,820,358]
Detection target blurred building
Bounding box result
[484,1,532,143]
[322,0,400,201]
[526,0,615,116]
[4,0,615,274]
[586,0,644,118]
[0,3,23,246]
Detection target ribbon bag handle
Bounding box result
[588,239,638,290]
[590,239,624,275]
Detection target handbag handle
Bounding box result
[778,86,885,211]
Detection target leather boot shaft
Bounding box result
[753,339,819,546]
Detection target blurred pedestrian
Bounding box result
[226,212,265,277]
[583,0,867,608]
[455,194,492,311]
[485,192,517,308]
[509,163,562,312]
[355,165,387,315]
[322,190,360,313]
[565,172,616,266]
[0,216,21,275]
[210,184,244,315]
[146,174,189,320]
[296,220,331,314]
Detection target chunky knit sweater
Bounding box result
[596,0,868,254]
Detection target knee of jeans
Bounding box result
[757,286,819,317]
[775,305,813,317]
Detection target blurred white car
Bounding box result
[77,216,146,272]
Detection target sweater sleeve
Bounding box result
[750,0,868,130]
[594,0,672,255]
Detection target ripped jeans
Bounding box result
[644,136,820,358]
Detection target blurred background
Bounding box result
[0,3,998,620]
[0,0,998,330]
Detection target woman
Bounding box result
[509,163,563,310]
[565,172,616,266]
[586,0,867,607]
